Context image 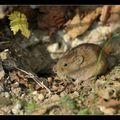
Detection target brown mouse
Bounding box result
[53,43,108,81]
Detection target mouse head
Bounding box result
[53,48,84,79]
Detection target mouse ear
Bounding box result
[76,55,84,65]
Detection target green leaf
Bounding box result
[8,11,31,38]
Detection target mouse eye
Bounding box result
[63,63,68,67]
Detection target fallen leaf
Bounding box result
[31,107,47,115]
[110,5,120,13]
[65,7,102,39]
[101,5,120,25]
[37,6,73,36]
[95,79,120,100]
[100,5,111,25]
[97,98,120,115]
[9,70,29,87]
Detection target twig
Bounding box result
[15,67,52,94]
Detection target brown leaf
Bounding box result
[31,106,47,115]
[100,5,111,25]
[65,7,102,39]
[98,98,120,108]
[97,98,120,114]
[110,5,120,13]
[37,6,71,36]
[9,70,29,87]
[101,5,120,25]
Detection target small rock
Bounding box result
[38,94,44,101]
[13,82,19,88]
[4,92,10,98]
[32,91,38,95]
[43,36,50,42]
[20,93,26,98]
[50,94,60,101]
[0,49,8,60]
[69,91,79,98]
[1,106,11,115]
[51,85,59,91]
[31,107,47,115]
[0,110,6,115]
[12,102,22,115]
[47,77,53,83]
[33,96,39,102]
[60,91,67,97]
[98,106,116,115]
[11,87,21,95]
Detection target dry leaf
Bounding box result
[9,70,29,87]
[31,106,47,115]
[110,5,120,13]
[65,7,102,39]
[100,5,120,25]
[37,6,69,36]
[107,5,120,24]
[98,98,120,115]
[95,79,120,100]
[100,5,111,24]
[98,98,120,108]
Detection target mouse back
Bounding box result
[54,43,108,80]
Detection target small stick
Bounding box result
[15,67,52,94]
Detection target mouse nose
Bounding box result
[53,65,57,73]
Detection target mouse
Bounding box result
[53,43,108,81]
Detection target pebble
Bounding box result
[13,82,19,88]
[47,77,53,83]
[20,93,26,98]
[0,106,11,115]
[33,96,38,102]
[11,87,21,95]
[38,94,44,101]
[50,94,60,101]
[60,91,67,97]
[32,91,38,95]
[12,102,22,115]
[69,91,79,98]
[4,92,10,98]
[0,110,6,115]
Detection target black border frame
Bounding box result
[0,0,120,119]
